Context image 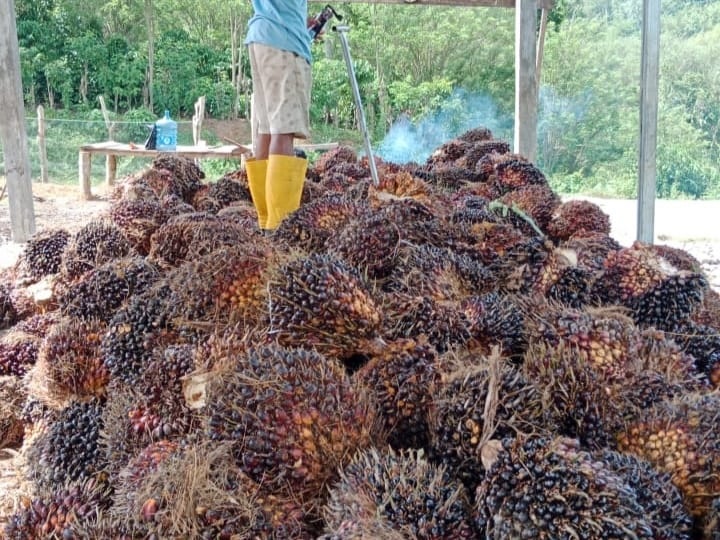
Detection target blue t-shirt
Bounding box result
[245,0,312,63]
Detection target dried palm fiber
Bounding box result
[496,183,561,233]
[426,138,472,166]
[318,516,405,540]
[474,436,655,539]
[4,477,113,540]
[13,310,60,337]
[530,247,592,308]
[205,345,375,508]
[616,392,720,518]
[148,214,259,268]
[355,338,439,450]
[592,242,708,328]
[523,299,639,382]
[367,170,433,206]
[268,253,382,358]
[460,293,526,359]
[206,175,251,207]
[272,193,369,252]
[378,292,471,353]
[0,375,26,450]
[110,440,313,540]
[595,449,694,539]
[704,498,720,540]
[109,198,169,255]
[165,244,274,326]
[546,199,612,242]
[429,350,544,488]
[559,231,621,276]
[26,397,106,493]
[313,145,358,174]
[58,256,159,323]
[664,320,720,388]
[694,288,720,331]
[32,318,108,406]
[0,331,40,377]
[17,228,70,282]
[101,283,186,385]
[323,447,476,539]
[151,154,205,200]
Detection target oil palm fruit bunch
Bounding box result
[545,199,612,242]
[272,194,368,252]
[0,282,19,329]
[268,253,382,358]
[449,195,497,226]
[530,247,592,308]
[4,477,113,540]
[0,331,40,377]
[18,228,71,281]
[189,184,222,213]
[458,126,494,143]
[0,375,26,450]
[379,292,471,353]
[648,244,704,274]
[456,140,511,170]
[559,231,621,276]
[60,219,133,282]
[321,160,370,183]
[109,198,169,255]
[367,170,432,206]
[615,392,720,518]
[422,164,483,191]
[59,256,160,322]
[694,288,720,331]
[323,447,476,539]
[427,138,472,166]
[460,293,526,359]
[490,158,547,195]
[35,318,109,404]
[704,498,720,540]
[356,338,438,450]
[665,320,720,387]
[496,183,561,233]
[490,235,551,294]
[206,175,250,207]
[160,192,196,216]
[430,352,543,488]
[318,517,405,540]
[14,311,60,337]
[593,242,708,328]
[27,398,106,493]
[595,449,694,539]
[150,155,204,200]
[313,145,358,175]
[205,345,374,508]
[474,436,655,539]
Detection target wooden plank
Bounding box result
[637,0,660,244]
[79,151,92,200]
[37,105,49,183]
[514,0,538,163]
[0,0,36,242]
[336,0,516,7]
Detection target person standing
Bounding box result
[244,0,313,230]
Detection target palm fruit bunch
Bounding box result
[160,192,196,216]
[495,183,561,232]
[356,338,438,449]
[268,253,382,358]
[0,331,40,377]
[615,392,720,518]
[26,398,106,492]
[189,184,223,213]
[489,158,547,195]
[420,164,482,191]
[59,219,134,282]
[595,449,694,539]
[18,228,71,281]
[205,175,250,207]
[457,126,494,143]
[323,448,476,539]
[460,293,526,358]
[101,284,182,385]
[4,477,112,540]
[448,194,497,225]
[367,170,432,206]
[427,138,472,166]
[14,310,60,337]
[666,320,720,386]
[648,243,704,274]
[0,375,26,449]
[545,199,612,242]
[325,213,401,281]
[592,242,708,328]
[321,160,370,183]
[319,517,405,540]
[529,247,592,308]
[694,287,720,330]
[205,345,374,509]
[704,497,720,540]
[166,244,273,325]
[111,441,312,540]
[321,171,370,200]
[559,230,621,276]
[456,140,511,171]
[111,172,158,202]
[0,282,19,329]
[474,436,655,539]
[59,256,159,322]
[109,198,169,255]
[34,318,109,404]
[430,353,544,488]
[273,194,368,252]
[313,145,358,175]
[489,235,551,294]
[150,155,205,200]
[379,292,471,353]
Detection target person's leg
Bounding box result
[246,44,271,228]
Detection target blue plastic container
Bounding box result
[155,110,177,151]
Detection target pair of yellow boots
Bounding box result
[245,154,307,230]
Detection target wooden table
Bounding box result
[78,141,251,199]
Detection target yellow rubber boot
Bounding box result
[265,154,307,230]
[245,158,268,229]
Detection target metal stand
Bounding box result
[334,24,380,186]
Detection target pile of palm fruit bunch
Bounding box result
[1,132,720,540]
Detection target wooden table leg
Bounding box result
[79,151,92,200]
[106,154,117,186]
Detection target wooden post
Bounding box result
[192,96,206,145]
[637,0,661,244]
[514,0,538,163]
[37,105,49,183]
[98,95,115,140]
[106,154,117,186]
[536,7,549,88]
[79,151,92,200]
[0,0,36,242]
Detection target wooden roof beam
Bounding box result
[330,0,554,9]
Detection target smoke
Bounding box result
[376,88,512,165]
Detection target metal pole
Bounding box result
[334,24,380,186]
